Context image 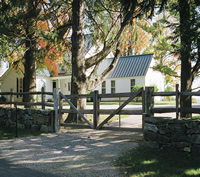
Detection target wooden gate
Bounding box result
[55,87,145,130]
[96,88,144,129]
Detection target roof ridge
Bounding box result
[106,53,153,59]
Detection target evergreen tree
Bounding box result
[66,0,162,122]
[161,0,200,117]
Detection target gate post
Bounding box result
[41,87,45,110]
[144,87,154,117]
[142,87,145,130]
[10,88,14,108]
[93,90,100,129]
[176,84,180,120]
[59,96,63,124]
[53,88,59,132]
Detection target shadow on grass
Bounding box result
[115,146,200,177]
[0,125,41,140]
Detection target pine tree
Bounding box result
[66,0,160,122]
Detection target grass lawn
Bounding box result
[115,146,200,177]
[193,115,200,119]
[0,125,42,140]
[74,100,176,106]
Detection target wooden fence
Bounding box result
[0,85,200,131]
[149,84,200,119]
[0,87,54,109]
[57,85,200,129]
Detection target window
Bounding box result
[68,82,71,92]
[111,80,115,94]
[102,81,106,94]
[17,78,23,97]
[130,79,135,92]
[53,81,56,91]
[20,78,23,97]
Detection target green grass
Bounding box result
[192,115,200,119]
[80,101,176,106]
[114,146,200,177]
[0,125,42,140]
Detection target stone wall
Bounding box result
[144,117,200,152]
[0,107,54,133]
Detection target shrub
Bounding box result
[164,86,175,101]
[87,91,94,102]
[47,98,54,102]
[131,85,144,102]
[150,84,159,92]
[0,96,6,102]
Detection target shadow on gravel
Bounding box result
[0,158,59,177]
[0,129,141,177]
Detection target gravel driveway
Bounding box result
[0,116,143,177]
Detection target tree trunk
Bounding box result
[65,0,86,123]
[179,0,192,118]
[23,0,37,108]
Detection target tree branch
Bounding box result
[85,2,137,69]
[87,42,121,91]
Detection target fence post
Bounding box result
[53,88,59,132]
[93,90,100,129]
[41,87,45,110]
[142,87,145,130]
[144,87,154,117]
[10,88,14,108]
[176,84,180,120]
[59,96,63,124]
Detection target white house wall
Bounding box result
[59,77,71,95]
[1,68,24,102]
[145,67,165,92]
[50,76,71,95]
[95,76,145,94]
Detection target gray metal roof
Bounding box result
[108,53,153,78]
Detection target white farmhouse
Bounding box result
[0,66,72,102]
[95,53,164,94]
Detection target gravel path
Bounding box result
[0,116,143,177]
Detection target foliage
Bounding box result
[165,85,174,92]
[131,85,145,93]
[0,0,71,76]
[120,19,151,56]
[164,85,175,101]
[0,96,6,102]
[47,98,54,102]
[115,145,200,177]
[141,11,181,85]
[131,85,144,102]
[150,84,159,92]
[87,91,94,102]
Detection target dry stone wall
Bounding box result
[144,117,200,152]
[0,107,54,133]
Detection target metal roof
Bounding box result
[108,53,153,78]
